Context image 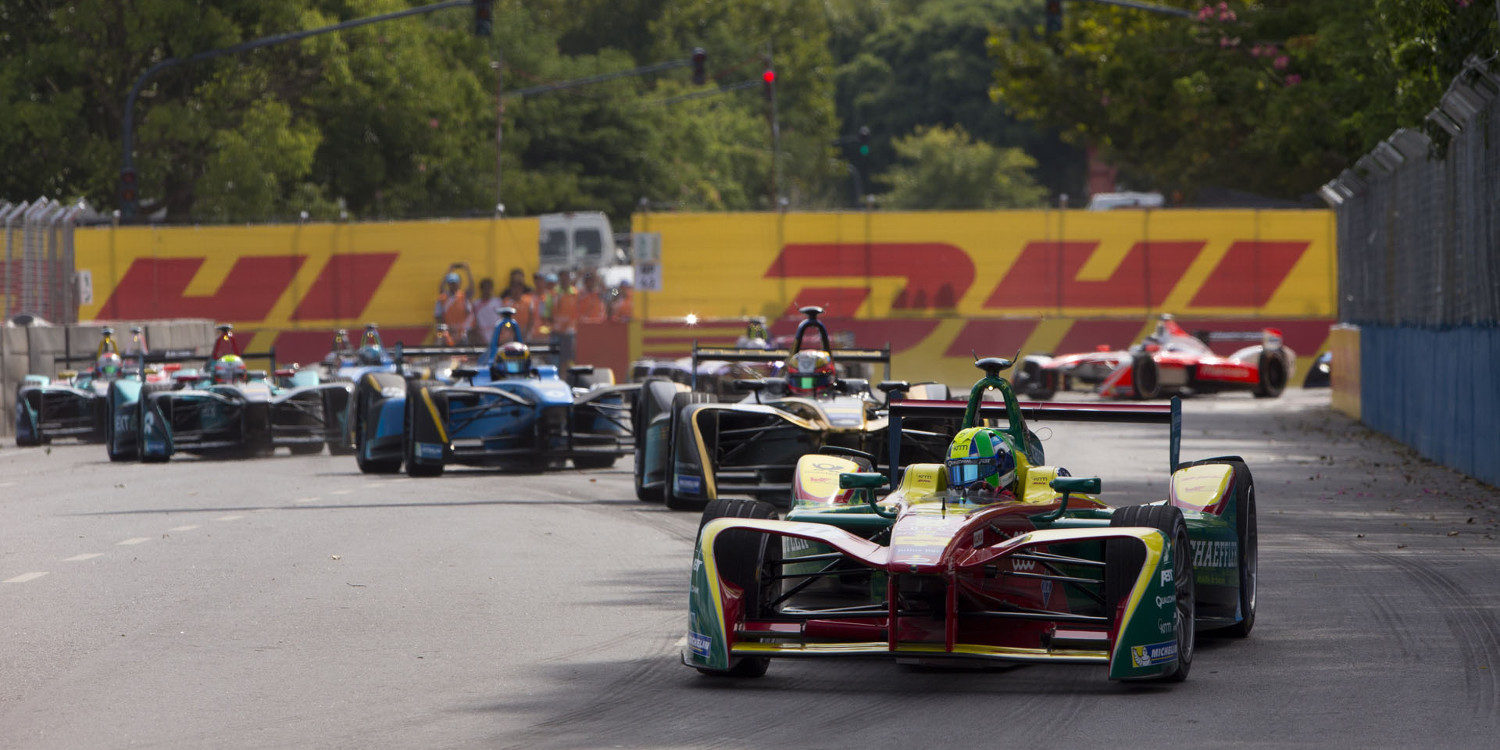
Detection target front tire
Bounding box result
[695,498,781,678]
[1108,504,1196,681]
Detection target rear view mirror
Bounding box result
[839,472,888,491]
[1050,476,1101,495]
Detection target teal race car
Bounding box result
[686,357,1257,683]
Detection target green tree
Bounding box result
[989,1,1498,201]
[650,0,843,208]
[881,124,1046,209]
[834,0,1083,201]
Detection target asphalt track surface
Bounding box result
[2,390,1498,749]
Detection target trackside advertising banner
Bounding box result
[633,209,1335,386]
[74,209,1334,385]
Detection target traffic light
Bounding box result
[857,126,871,157]
[1045,0,1062,35]
[473,0,493,37]
[762,69,776,101]
[119,168,138,215]
[691,47,707,86]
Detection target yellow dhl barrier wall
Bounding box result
[75,208,1336,387]
[76,218,543,363]
[634,209,1336,386]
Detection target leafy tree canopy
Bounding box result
[880,124,1047,209]
[989,0,1499,201]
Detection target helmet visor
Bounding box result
[503,359,527,375]
[946,456,995,488]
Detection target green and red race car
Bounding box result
[686,357,1256,683]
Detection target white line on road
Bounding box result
[4,572,49,583]
[117,537,151,546]
[215,515,244,522]
[63,553,103,562]
[167,525,199,532]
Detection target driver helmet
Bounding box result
[96,352,123,378]
[945,427,1018,493]
[495,341,531,376]
[786,349,836,395]
[357,345,384,366]
[212,354,246,383]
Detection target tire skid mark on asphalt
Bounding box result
[1274,539,1431,661]
[214,514,245,522]
[3,571,49,583]
[116,537,151,546]
[1367,548,1500,717]
[62,553,103,562]
[518,633,688,742]
[166,525,199,532]
[1307,532,1500,716]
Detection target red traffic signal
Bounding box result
[473,0,493,37]
[762,69,775,101]
[119,168,138,204]
[691,47,707,86]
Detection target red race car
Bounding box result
[1014,315,1294,400]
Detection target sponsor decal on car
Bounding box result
[1192,540,1238,569]
[1131,639,1179,668]
[1040,580,1054,608]
[416,442,444,460]
[688,631,712,658]
[145,440,166,454]
[676,474,703,495]
[1161,568,1174,585]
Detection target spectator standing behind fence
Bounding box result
[610,279,634,322]
[473,277,505,343]
[578,271,607,325]
[434,263,475,343]
[531,272,557,344]
[549,270,580,369]
[502,268,535,339]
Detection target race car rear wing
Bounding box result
[690,344,893,387]
[1192,328,1284,350]
[392,342,559,376]
[138,347,277,382]
[884,397,1182,484]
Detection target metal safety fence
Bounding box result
[0,197,101,325]
[1320,55,1500,328]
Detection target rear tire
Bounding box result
[1108,504,1195,682]
[1179,458,1257,637]
[1131,355,1161,400]
[696,498,780,678]
[665,392,715,511]
[572,455,617,470]
[354,374,402,474]
[404,380,445,478]
[1252,353,1287,398]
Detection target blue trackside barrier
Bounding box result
[1360,325,1500,487]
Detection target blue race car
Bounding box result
[105,325,354,461]
[351,308,634,477]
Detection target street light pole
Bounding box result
[493,56,504,207]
